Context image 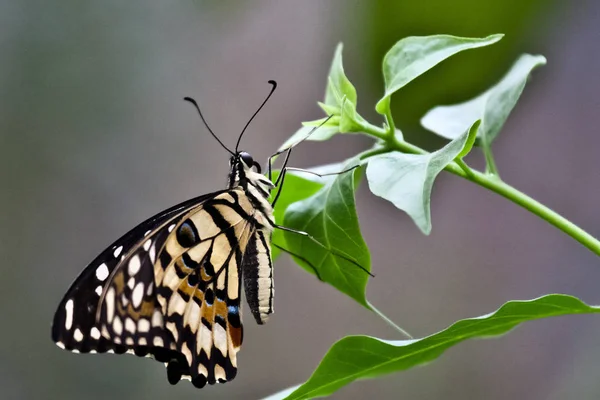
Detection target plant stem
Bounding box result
[482,139,500,177]
[384,107,396,137]
[368,302,413,339]
[362,129,600,257]
[454,159,475,178]
[456,167,600,256]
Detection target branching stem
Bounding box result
[357,121,600,257]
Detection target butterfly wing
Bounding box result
[52,188,259,388]
[52,190,223,354]
[154,189,256,387]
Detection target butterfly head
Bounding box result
[228,151,274,194]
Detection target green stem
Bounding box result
[482,139,500,177]
[384,107,396,137]
[457,167,600,256]
[454,158,476,178]
[360,127,600,257]
[368,302,413,339]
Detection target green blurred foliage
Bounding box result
[353,0,560,150]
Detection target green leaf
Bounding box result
[283,163,371,307]
[317,102,340,116]
[421,53,547,146]
[338,96,369,133]
[263,385,301,400]
[456,119,480,159]
[278,124,340,152]
[366,122,475,234]
[375,34,504,114]
[278,294,600,400]
[319,44,368,135]
[324,44,357,107]
[270,171,325,260]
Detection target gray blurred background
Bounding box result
[2,1,600,399]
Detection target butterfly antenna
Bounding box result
[184,96,235,156]
[235,80,277,153]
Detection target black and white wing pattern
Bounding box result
[151,189,255,387]
[52,192,220,355]
[53,150,279,389]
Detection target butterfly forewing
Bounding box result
[52,192,221,354]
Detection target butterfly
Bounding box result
[52,81,297,388]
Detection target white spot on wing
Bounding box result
[214,365,226,381]
[167,293,186,315]
[184,300,200,328]
[121,293,129,307]
[144,229,151,237]
[113,245,123,258]
[95,285,103,296]
[181,342,192,365]
[56,341,65,349]
[168,224,176,232]
[125,318,136,333]
[128,255,141,275]
[213,324,228,355]
[105,288,115,322]
[198,324,212,353]
[90,327,101,340]
[166,321,178,342]
[152,310,163,327]
[73,328,84,342]
[64,299,74,330]
[153,336,164,347]
[143,239,152,251]
[138,319,150,333]
[95,263,109,281]
[132,282,144,308]
[149,245,156,263]
[113,316,123,335]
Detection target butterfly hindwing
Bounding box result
[153,189,255,387]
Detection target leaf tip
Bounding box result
[487,33,505,42]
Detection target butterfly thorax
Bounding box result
[228,151,276,230]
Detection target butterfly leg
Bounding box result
[272,223,374,277]
[271,164,359,208]
[267,146,293,185]
[266,114,334,181]
[271,242,323,280]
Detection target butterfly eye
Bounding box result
[239,152,254,167]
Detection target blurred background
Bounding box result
[2,0,600,399]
